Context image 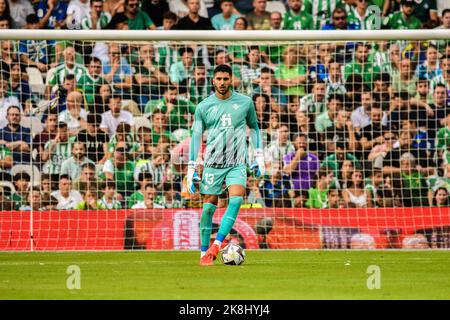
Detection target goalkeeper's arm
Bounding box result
[187,108,204,193]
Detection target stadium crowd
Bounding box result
[0,0,450,210]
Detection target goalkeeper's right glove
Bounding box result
[250,149,266,178]
[186,161,201,194]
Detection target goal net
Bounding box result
[0,30,449,251]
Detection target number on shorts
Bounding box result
[204,173,214,185]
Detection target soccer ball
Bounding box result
[220,243,245,265]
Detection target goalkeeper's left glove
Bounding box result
[250,149,265,178]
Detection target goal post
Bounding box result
[0,29,449,251]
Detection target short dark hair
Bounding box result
[14,172,30,182]
[59,174,71,181]
[57,122,68,129]
[26,14,39,25]
[138,172,153,182]
[108,94,122,103]
[178,47,194,56]
[87,113,101,125]
[6,105,20,115]
[163,11,177,21]
[65,74,76,81]
[213,64,233,76]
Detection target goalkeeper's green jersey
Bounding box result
[190,91,262,169]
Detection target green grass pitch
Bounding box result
[0,250,449,299]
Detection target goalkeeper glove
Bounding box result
[250,149,265,178]
[186,161,201,194]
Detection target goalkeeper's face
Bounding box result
[213,72,232,95]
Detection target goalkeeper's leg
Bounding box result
[200,198,218,258]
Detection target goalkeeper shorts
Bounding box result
[200,165,247,195]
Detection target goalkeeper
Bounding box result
[187,64,265,266]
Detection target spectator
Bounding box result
[253,67,287,107]
[368,130,398,169]
[93,83,112,115]
[327,187,344,208]
[269,11,282,30]
[72,162,98,191]
[97,180,122,209]
[102,43,133,98]
[169,0,208,18]
[106,122,139,159]
[436,8,450,29]
[252,93,270,130]
[33,111,57,167]
[78,57,107,107]
[343,169,373,208]
[322,6,358,31]
[321,142,362,178]
[141,0,169,27]
[299,80,327,119]
[383,0,422,29]
[18,187,43,211]
[8,61,31,109]
[126,172,153,208]
[430,54,450,93]
[125,0,156,30]
[0,79,21,128]
[246,0,271,30]
[131,183,164,208]
[305,168,334,209]
[325,59,347,97]
[227,17,249,64]
[436,113,450,162]
[0,133,12,181]
[0,105,30,164]
[58,91,88,137]
[60,141,96,181]
[211,0,239,30]
[81,0,112,30]
[239,46,270,94]
[260,168,291,207]
[159,10,177,30]
[66,0,90,29]
[101,146,136,197]
[431,187,450,207]
[10,171,30,209]
[169,47,194,84]
[412,0,438,25]
[40,173,53,193]
[51,174,83,210]
[9,0,35,29]
[75,186,100,210]
[0,0,11,21]
[359,103,389,159]
[347,0,381,30]
[415,44,442,80]
[315,93,343,134]
[0,185,13,210]
[304,0,342,30]
[41,122,74,179]
[283,0,313,30]
[325,109,357,153]
[351,90,373,131]
[132,44,169,106]
[76,114,109,164]
[173,0,213,30]
[188,64,211,105]
[36,0,68,29]
[275,46,307,97]
[46,46,88,99]
[344,42,381,85]
[383,130,433,175]
[265,124,295,174]
[282,133,320,191]
[100,95,135,138]
[392,152,429,207]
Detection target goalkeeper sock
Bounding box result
[216,196,243,242]
[200,202,217,254]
